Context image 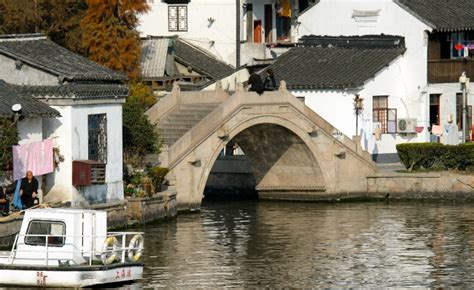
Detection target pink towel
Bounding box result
[13,139,54,180]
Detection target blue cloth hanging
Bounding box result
[13,179,22,210]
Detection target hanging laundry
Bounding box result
[431,125,443,136]
[443,124,459,145]
[12,180,22,210]
[374,126,382,141]
[280,0,292,17]
[415,126,424,133]
[12,139,54,181]
[454,43,464,51]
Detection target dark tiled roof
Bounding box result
[266,44,405,90]
[20,84,129,99]
[0,80,60,118]
[395,0,474,32]
[0,34,127,82]
[300,35,405,49]
[174,39,235,79]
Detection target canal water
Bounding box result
[137,200,474,288]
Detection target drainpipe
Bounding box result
[236,0,241,67]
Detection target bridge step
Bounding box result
[157,103,219,146]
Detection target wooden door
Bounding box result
[254,20,262,43]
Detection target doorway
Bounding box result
[246,4,253,43]
[264,4,273,43]
[254,20,262,43]
[430,94,441,127]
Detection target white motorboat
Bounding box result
[0,208,144,287]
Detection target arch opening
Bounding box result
[203,123,325,202]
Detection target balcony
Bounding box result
[428,59,474,83]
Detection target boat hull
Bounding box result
[0,262,143,287]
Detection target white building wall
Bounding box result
[140,0,238,65]
[42,104,124,205]
[427,83,474,143]
[17,118,43,145]
[140,0,297,66]
[295,0,436,161]
[71,104,124,203]
[293,55,427,161]
[43,106,74,204]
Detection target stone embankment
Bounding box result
[367,171,474,200]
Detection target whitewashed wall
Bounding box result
[43,104,124,205]
[43,106,74,203]
[291,54,426,160]
[295,0,435,161]
[17,118,43,145]
[71,104,124,203]
[140,0,238,65]
[298,0,431,124]
[428,82,474,143]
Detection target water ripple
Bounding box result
[141,201,474,288]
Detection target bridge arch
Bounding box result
[198,115,328,202]
[162,87,376,211]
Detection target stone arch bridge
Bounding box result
[147,83,377,211]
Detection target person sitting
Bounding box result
[20,171,39,209]
[0,186,10,216]
[248,73,264,95]
[263,68,277,91]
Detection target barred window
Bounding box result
[168,5,188,32]
[88,114,107,163]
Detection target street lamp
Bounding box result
[459,72,470,143]
[354,94,364,136]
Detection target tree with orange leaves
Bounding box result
[80,0,149,79]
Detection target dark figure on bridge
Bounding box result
[263,69,277,91]
[248,73,264,95]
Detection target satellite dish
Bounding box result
[11,104,22,112]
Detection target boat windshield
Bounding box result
[24,220,66,247]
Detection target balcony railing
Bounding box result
[428,59,474,83]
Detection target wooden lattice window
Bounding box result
[373,96,397,134]
[88,114,107,163]
[168,5,188,32]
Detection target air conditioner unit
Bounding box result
[397,118,417,133]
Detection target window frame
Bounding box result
[88,113,107,163]
[24,220,66,247]
[373,96,397,134]
[168,5,188,32]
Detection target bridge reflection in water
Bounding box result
[140,200,474,288]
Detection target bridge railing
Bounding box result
[165,84,374,169]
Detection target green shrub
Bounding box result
[147,167,169,191]
[396,143,474,171]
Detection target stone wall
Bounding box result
[0,215,23,249]
[367,172,474,199]
[126,192,177,225]
[91,201,129,229]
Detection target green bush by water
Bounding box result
[397,142,474,171]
